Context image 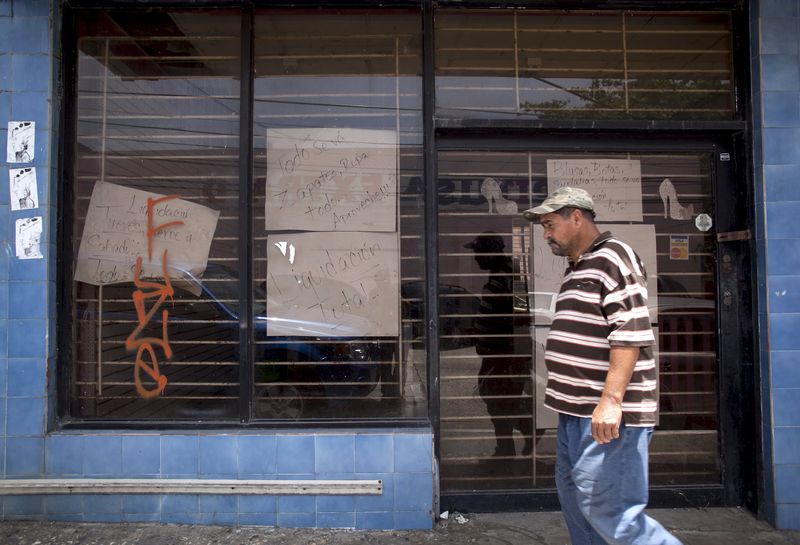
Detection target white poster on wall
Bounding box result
[530,224,658,323]
[266,231,399,337]
[74,181,220,285]
[9,167,38,210]
[15,216,43,259]
[7,121,35,163]
[547,159,643,222]
[265,128,397,232]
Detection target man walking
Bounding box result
[523,187,682,545]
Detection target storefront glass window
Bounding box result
[69,10,243,419]
[66,8,424,421]
[252,9,425,420]
[437,150,719,490]
[436,10,734,120]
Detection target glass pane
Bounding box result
[436,10,734,120]
[253,9,425,420]
[70,10,241,419]
[438,150,719,491]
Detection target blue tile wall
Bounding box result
[277,435,315,474]
[6,436,43,476]
[161,435,199,476]
[238,435,277,476]
[776,503,800,531]
[122,435,161,476]
[6,358,44,397]
[356,434,393,473]
[394,434,432,473]
[761,17,800,55]
[12,0,50,18]
[317,511,355,529]
[775,465,800,503]
[6,395,44,436]
[198,435,238,478]
[45,434,83,476]
[10,17,49,54]
[315,435,354,474]
[761,56,800,91]
[757,0,800,531]
[771,351,800,388]
[82,436,122,476]
[762,92,800,127]
[1,431,432,528]
[122,494,161,514]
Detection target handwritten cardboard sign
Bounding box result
[265,128,397,232]
[546,159,643,222]
[266,232,399,337]
[75,181,220,285]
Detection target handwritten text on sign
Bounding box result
[75,182,220,285]
[266,232,399,337]
[547,159,643,222]
[265,128,397,232]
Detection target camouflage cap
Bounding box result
[522,186,594,221]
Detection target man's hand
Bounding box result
[592,394,622,444]
[592,346,640,444]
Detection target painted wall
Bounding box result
[754,0,800,532]
[0,0,434,529]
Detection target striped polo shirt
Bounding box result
[543,231,657,426]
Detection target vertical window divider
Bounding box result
[622,11,630,114]
[514,11,520,114]
[423,0,440,449]
[238,5,256,423]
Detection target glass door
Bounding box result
[437,149,720,493]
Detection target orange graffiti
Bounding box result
[146,194,183,261]
[126,195,185,398]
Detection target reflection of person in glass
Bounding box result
[466,232,533,458]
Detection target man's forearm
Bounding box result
[591,345,640,444]
[602,346,640,403]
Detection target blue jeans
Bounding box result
[556,414,683,545]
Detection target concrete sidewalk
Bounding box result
[1,508,799,545]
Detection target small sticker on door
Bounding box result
[670,235,689,260]
[695,213,713,232]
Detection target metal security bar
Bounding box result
[0,479,382,496]
[435,10,734,120]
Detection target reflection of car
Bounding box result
[401,281,481,350]
[76,264,395,419]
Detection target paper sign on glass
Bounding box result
[546,159,643,222]
[15,216,43,259]
[7,121,35,163]
[9,167,38,211]
[75,181,220,285]
[266,231,399,337]
[265,128,397,232]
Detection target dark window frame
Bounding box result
[57,2,431,430]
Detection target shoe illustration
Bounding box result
[480,177,518,215]
[659,178,695,220]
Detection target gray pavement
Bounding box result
[0,508,799,544]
